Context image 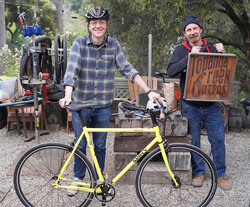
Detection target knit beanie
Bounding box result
[182,15,202,31]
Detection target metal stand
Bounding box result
[19,7,50,144]
[22,44,46,144]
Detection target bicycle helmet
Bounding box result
[85,7,110,22]
[146,98,168,114]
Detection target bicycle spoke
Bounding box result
[136,143,217,207]
[14,143,96,207]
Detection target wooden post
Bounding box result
[148,34,152,89]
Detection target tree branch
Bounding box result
[6,28,13,36]
[204,34,246,54]
[216,0,248,41]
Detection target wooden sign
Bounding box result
[184,53,237,101]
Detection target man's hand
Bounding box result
[148,91,161,102]
[132,74,161,102]
[191,46,201,53]
[59,97,72,108]
[58,85,73,108]
[215,43,225,53]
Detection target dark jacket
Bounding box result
[167,39,218,107]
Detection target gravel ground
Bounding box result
[0,126,249,207]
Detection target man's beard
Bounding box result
[189,34,200,44]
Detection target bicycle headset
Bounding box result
[146,98,168,114]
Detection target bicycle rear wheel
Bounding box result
[135,143,217,207]
[13,143,96,207]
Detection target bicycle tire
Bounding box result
[20,54,33,90]
[54,35,61,84]
[201,102,229,135]
[20,37,53,90]
[35,36,52,48]
[13,143,96,207]
[35,36,53,81]
[220,102,229,129]
[62,35,67,80]
[135,143,217,207]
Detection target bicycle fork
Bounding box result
[159,143,180,187]
[155,127,179,187]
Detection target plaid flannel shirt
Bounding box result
[63,35,138,106]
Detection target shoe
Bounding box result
[192,174,206,187]
[67,177,82,196]
[218,176,231,190]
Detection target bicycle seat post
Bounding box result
[77,111,86,128]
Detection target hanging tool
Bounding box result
[39,72,49,104]
[18,12,27,27]
[33,16,37,26]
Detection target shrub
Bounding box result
[0,45,21,77]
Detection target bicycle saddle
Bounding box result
[240,98,250,106]
[66,103,100,112]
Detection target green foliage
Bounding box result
[5,0,57,48]
[62,10,88,49]
[0,45,21,77]
[70,0,83,13]
[63,30,85,48]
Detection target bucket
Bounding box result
[228,106,245,132]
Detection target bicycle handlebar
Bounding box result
[155,71,169,83]
[154,99,165,123]
[66,101,167,126]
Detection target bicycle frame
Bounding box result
[53,124,179,192]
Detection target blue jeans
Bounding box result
[72,106,111,180]
[182,101,226,177]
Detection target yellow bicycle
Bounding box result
[13,100,217,207]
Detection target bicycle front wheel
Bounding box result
[13,143,96,207]
[135,143,217,207]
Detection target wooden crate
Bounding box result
[115,112,188,137]
[115,152,191,185]
[164,118,188,136]
[113,108,191,185]
[114,135,191,152]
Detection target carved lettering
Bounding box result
[196,58,202,74]
[186,54,236,101]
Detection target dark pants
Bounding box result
[182,101,226,177]
[72,106,111,179]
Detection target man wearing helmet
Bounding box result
[59,7,160,196]
[166,15,231,190]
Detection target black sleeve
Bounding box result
[166,46,189,78]
[207,42,218,53]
